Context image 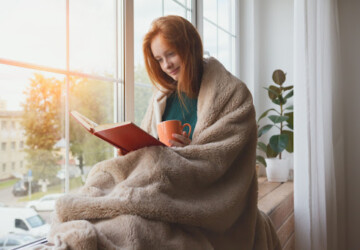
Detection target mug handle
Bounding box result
[182,123,192,137]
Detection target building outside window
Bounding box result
[1,120,6,130]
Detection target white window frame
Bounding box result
[0,0,241,192]
[193,0,241,78]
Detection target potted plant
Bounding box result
[256,69,294,182]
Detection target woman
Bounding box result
[46,16,280,250]
[142,15,202,147]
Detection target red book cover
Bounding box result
[71,111,165,153]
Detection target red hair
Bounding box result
[143,15,203,98]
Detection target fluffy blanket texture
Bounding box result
[39,57,280,249]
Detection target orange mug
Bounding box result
[157,120,192,146]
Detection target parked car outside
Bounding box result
[26,193,64,212]
[0,233,37,250]
[12,180,40,197]
[0,207,49,238]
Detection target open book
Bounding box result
[70,110,165,153]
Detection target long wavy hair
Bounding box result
[143,15,203,98]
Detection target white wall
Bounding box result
[338,1,360,249]
[254,0,294,114]
[239,0,360,248]
[239,0,294,111]
[239,0,294,175]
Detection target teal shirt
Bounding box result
[162,92,197,139]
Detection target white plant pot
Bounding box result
[265,158,290,182]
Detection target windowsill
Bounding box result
[257,177,294,250]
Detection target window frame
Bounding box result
[0,0,241,192]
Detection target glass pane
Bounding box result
[69,78,115,182]
[164,0,187,18]
[231,0,236,35]
[203,0,236,74]
[203,20,218,58]
[203,0,217,23]
[0,64,65,237]
[134,0,162,126]
[70,0,116,77]
[232,37,236,73]
[218,0,231,31]
[218,31,232,71]
[0,0,66,69]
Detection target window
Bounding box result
[26,215,46,228]
[203,0,236,74]
[5,239,21,247]
[1,0,241,242]
[15,219,29,231]
[1,121,6,130]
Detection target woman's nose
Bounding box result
[164,58,173,69]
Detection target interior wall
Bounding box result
[239,0,359,248]
[338,0,360,249]
[239,0,294,175]
[255,0,294,114]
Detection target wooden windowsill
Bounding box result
[257,177,294,250]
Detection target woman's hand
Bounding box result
[169,131,191,147]
[117,148,127,156]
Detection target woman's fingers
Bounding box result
[117,148,127,156]
[169,133,191,147]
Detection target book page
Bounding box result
[71,111,98,131]
[93,121,132,132]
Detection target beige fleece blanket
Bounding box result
[41,58,280,250]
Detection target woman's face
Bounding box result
[151,35,182,81]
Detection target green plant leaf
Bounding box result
[282,130,294,153]
[266,144,278,158]
[269,134,289,153]
[284,112,293,129]
[257,108,278,123]
[256,155,267,167]
[285,105,293,111]
[257,141,267,152]
[268,115,289,124]
[284,90,293,99]
[282,85,293,91]
[272,69,286,86]
[272,95,287,105]
[258,124,273,137]
[264,86,280,100]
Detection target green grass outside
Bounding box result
[18,176,84,202]
[0,179,19,190]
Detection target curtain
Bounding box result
[293,0,346,249]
